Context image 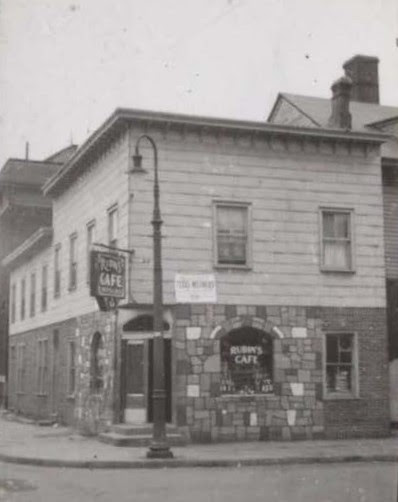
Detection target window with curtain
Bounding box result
[54,244,61,298]
[215,203,250,266]
[321,209,353,271]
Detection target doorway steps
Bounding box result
[98,423,187,447]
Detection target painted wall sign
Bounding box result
[90,250,126,299]
[174,273,217,303]
[230,345,263,364]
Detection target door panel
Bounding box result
[147,338,172,423]
[123,341,146,423]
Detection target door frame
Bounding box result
[120,331,172,424]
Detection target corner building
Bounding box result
[4,104,390,441]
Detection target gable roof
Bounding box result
[268,93,398,131]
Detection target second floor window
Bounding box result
[108,205,118,248]
[30,272,36,317]
[41,265,48,312]
[86,220,96,282]
[10,283,16,324]
[20,278,26,320]
[54,245,61,298]
[214,202,250,267]
[321,209,354,272]
[69,233,78,290]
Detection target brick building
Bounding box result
[269,54,398,425]
[2,56,395,442]
[0,145,77,405]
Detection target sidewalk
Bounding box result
[0,413,397,469]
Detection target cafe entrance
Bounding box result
[120,315,172,423]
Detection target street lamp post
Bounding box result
[133,135,173,459]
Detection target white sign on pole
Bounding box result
[174,274,217,303]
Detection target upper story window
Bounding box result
[20,278,26,320]
[30,272,36,317]
[214,202,251,268]
[86,220,96,282]
[10,283,16,324]
[320,209,354,272]
[325,332,357,398]
[41,265,48,312]
[108,204,118,248]
[54,244,61,298]
[69,233,78,291]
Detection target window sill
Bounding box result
[324,393,359,400]
[214,264,252,272]
[320,268,356,274]
[68,286,77,293]
[217,393,277,400]
[36,393,49,397]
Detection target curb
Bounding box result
[0,453,397,469]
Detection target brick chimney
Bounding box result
[343,55,379,104]
[328,76,352,129]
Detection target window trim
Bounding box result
[107,204,118,248]
[86,219,96,283]
[20,278,26,321]
[67,340,76,397]
[54,244,61,298]
[213,200,252,270]
[10,283,16,324]
[323,331,359,400]
[36,338,49,396]
[69,232,78,291]
[16,342,26,394]
[319,207,355,273]
[41,264,48,312]
[30,271,36,318]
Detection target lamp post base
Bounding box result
[146,442,174,459]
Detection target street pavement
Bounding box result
[0,412,397,469]
[0,461,397,501]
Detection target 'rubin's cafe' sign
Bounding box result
[90,250,126,310]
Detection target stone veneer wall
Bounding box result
[74,311,116,435]
[173,304,389,442]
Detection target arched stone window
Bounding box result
[123,314,170,332]
[220,327,273,395]
[90,332,105,392]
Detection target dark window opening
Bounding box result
[123,314,170,332]
[90,332,105,392]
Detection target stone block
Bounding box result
[200,373,211,392]
[176,405,187,426]
[292,327,307,338]
[187,384,200,397]
[186,327,201,340]
[250,412,258,426]
[298,370,311,382]
[287,409,296,426]
[204,354,220,373]
[290,383,304,396]
[282,426,291,440]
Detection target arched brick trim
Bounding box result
[210,315,285,339]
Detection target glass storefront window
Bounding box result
[220,328,273,395]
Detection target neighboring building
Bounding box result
[269,54,398,425]
[0,145,77,406]
[2,57,394,442]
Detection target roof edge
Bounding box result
[43,107,390,197]
[2,227,53,268]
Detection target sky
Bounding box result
[0,0,397,167]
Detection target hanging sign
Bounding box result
[90,250,126,310]
[174,273,217,303]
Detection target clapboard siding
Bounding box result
[128,127,385,307]
[10,132,130,335]
[383,165,398,279]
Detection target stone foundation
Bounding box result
[173,304,390,442]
